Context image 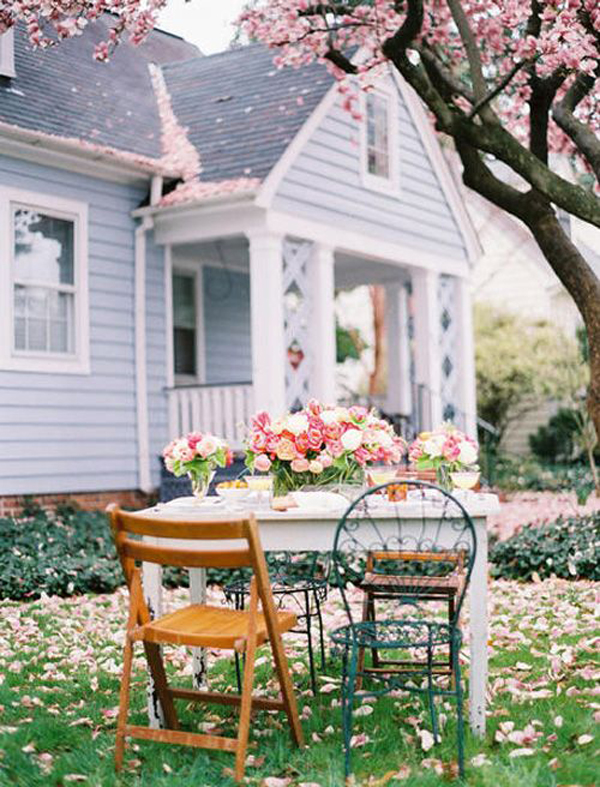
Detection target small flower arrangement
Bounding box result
[408,423,479,489]
[163,432,233,499]
[245,399,406,495]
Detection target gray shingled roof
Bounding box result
[0,19,198,159]
[162,45,333,182]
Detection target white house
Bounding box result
[0,20,480,506]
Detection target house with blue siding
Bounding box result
[0,20,480,507]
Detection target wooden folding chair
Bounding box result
[106,505,304,782]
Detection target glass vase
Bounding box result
[188,470,215,502]
[435,465,452,492]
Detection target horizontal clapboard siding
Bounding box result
[274,90,467,261]
[0,153,151,495]
[203,266,252,385]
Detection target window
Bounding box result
[173,271,197,377]
[0,188,89,373]
[361,88,399,192]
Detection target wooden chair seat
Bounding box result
[363,572,462,596]
[132,603,297,650]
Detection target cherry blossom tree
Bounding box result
[2,0,599,443]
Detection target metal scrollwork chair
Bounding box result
[330,480,476,780]
[224,550,329,694]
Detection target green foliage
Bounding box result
[336,321,367,363]
[491,514,599,581]
[474,304,584,440]
[0,508,123,601]
[494,455,596,504]
[529,408,581,463]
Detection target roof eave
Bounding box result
[131,188,260,218]
[0,121,179,183]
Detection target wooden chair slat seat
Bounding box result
[362,572,462,595]
[131,603,297,649]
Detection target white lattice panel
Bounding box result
[283,238,313,410]
[438,274,460,424]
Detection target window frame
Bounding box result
[0,186,90,374]
[360,86,400,195]
[172,261,205,386]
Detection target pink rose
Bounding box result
[197,436,218,458]
[327,439,344,458]
[307,427,323,450]
[291,458,310,472]
[319,452,333,469]
[295,432,310,454]
[323,422,341,441]
[276,439,296,461]
[254,454,272,472]
[308,459,324,474]
[187,431,203,449]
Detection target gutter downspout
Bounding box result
[134,174,163,494]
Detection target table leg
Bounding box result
[468,519,488,737]
[142,561,164,728]
[189,567,208,689]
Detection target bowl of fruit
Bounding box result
[215,479,252,506]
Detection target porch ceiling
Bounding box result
[334,252,409,289]
[173,236,249,271]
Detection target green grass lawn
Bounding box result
[0,579,597,786]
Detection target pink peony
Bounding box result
[291,458,310,472]
[254,453,272,472]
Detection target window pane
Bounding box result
[14,208,74,285]
[13,285,75,355]
[365,93,391,179]
[174,328,196,375]
[173,273,196,329]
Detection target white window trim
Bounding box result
[172,259,206,386]
[359,86,401,195]
[0,186,90,375]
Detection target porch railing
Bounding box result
[167,382,254,451]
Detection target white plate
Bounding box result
[290,491,348,511]
[161,496,224,510]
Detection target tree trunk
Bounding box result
[525,210,600,481]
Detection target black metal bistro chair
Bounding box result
[329,480,476,779]
[224,551,329,694]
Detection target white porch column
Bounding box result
[308,243,336,404]
[456,276,477,437]
[385,282,412,415]
[411,268,442,429]
[248,231,286,414]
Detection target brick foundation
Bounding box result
[0,489,153,519]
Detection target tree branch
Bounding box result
[418,44,474,103]
[468,59,533,120]
[445,0,495,122]
[552,70,600,181]
[323,47,357,74]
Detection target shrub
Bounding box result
[494,455,595,504]
[490,513,600,581]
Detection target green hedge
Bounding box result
[493,456,596,504]
[490,513,600,581]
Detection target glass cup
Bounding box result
[450,471,481,491]
[245,474,273,508]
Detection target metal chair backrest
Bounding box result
[332,480,477,626]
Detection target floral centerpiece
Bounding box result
[163,432,233,500]
[245,399,406,496]
[408,423,479,490]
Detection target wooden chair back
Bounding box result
[107,505,270,598]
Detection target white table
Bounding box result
[141,493,499,737]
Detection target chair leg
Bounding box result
[115,636,134,771]
[342,644,358,780]
[315,590,327,670]
[426,643,440,744]
[269,623,303,747]
[448,596,456,688]
[143,642,179,730]
[304,590,317,695]
[234,625,258,781]
[452,632,465,778]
